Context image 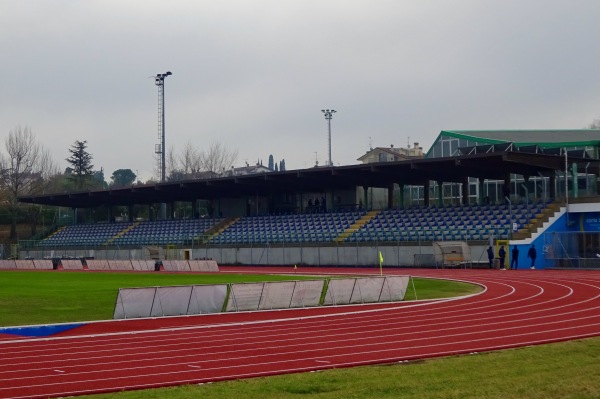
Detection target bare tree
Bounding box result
[0,126,58,238]
[162,140,238,181]
[164,145,183,181]
[178,140,202,176]
[200,141,238,175]
[588,119,600,129]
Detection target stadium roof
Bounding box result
[427,129,600,157]
[18,150,599,209]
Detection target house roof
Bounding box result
[357,147,422,161]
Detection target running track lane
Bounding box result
[1,268,600,399]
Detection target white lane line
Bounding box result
[2,281,596,366]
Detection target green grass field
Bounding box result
[0,270,478,327]
[2,271,598,399]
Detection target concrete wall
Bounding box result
[21,243,490,268]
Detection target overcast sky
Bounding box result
[2,0,600,182]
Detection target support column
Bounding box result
[462,176,469,205]
[387,183,394,209]
[192,200,198,219]
[128,204,133,222]
[572,162,578,198]
[399,184,405,209]
[437,181,443,207]
[363,185,369,210]
[549,175,556,199]
[479,178,485,205]
[424,181,430,207]
[503,173,511,203]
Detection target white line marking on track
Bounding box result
[0,297,462,346]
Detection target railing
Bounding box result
[15,225,510,268]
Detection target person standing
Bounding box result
[527,244,537,269]
[487,246,494,269]
[498,245,506,270]
[511,246,519,270]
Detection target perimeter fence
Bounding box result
[543,231,600,268]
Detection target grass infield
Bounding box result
[0,270,477,327]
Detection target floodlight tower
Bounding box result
[321,109,336,166]
[154,71,172,183]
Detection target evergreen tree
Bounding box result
[111,169,136,187]
[268,154,274,170]
[92,168,108,189]
[66,140,94,190]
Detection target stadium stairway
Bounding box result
[205,217,239,243]
[511,201,561,240]
[103,222,140,245]
[45,225,66,240]
[334,210,380,243]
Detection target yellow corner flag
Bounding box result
[378,251,384,276]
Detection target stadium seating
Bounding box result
[209,210,366,245]
[38,201,549,247]
[111,218,221,246]
[39,218,222,247]
[346,201,547,242]
[39,222,132,247]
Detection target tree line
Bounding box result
[0,126,287,240]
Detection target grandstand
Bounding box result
[15,129,600,269]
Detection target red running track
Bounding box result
[1,267,600,399]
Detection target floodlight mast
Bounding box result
[321,109,336,166]
[154,71,171,220]
[155,71,172,183]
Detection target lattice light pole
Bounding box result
[321,109,336,166]
[154,71,172,182]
